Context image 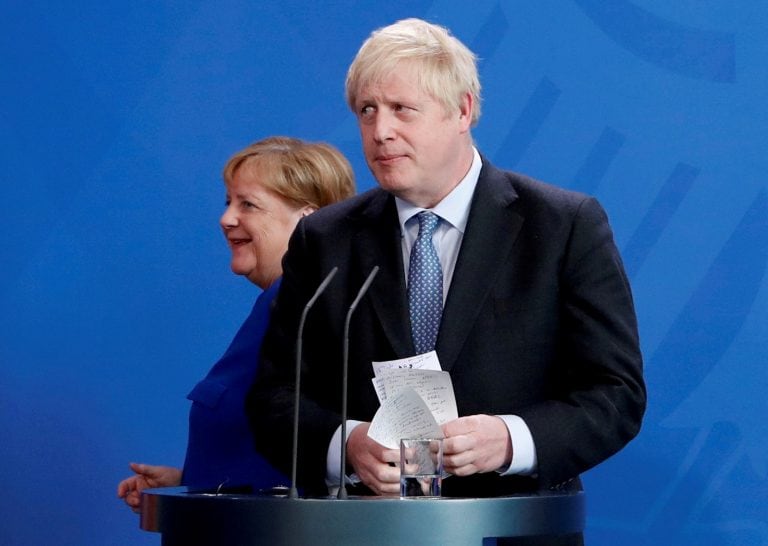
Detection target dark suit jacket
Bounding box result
[247,157,646,497]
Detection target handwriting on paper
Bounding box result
[371,350,442,376]
[368,387,444,448]
[367,352,458,445]
[374,368,458,424]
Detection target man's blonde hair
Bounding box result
[345,18,481,125]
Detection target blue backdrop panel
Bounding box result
[1,2,766,545]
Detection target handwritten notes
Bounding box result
[374,368,458,424]
[368,387,444,449]
[366,353,458,448]
[372,350,442,376]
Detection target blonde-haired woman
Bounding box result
[117,137,354,510]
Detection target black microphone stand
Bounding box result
[289,266,338,499]
[337,266,379,499]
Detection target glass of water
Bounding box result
[399,438,443,498]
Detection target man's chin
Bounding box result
[373,172,410,193]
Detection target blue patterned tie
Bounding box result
[408,211,443,354]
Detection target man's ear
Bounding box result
[458,92,473,131]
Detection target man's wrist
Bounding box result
[496,414,538,476]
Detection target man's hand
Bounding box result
[346,423,400,495]
[442,415,512,475]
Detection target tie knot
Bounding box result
[416,211,439,237]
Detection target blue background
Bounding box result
[2,1,766,544]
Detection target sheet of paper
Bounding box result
[371,351,449,405]
[371,376,388,404]
[367,387,444,449]
[371,351,442,376]
[374,368,458,424]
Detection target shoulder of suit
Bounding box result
[482,160,595,211]
[302,187,390,231]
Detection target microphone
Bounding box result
[289,266,339,499]
[337,265,380,499]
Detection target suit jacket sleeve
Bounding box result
[514,195,645,488]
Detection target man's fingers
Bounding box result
[445,462,479,476]
[442,415,481,437]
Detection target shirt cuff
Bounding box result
[325,420,364,492]
[497,414,538,476]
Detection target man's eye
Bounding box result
[360,105,374,116]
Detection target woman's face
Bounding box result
[220,163,312,288]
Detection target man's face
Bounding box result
[353,62,473,208]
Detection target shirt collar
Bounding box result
[395,147,482,234]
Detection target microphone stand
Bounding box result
[289,266,338,499]
[337,266,379,499]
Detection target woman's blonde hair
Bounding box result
[222,136,355,209]
[345,18,481,126]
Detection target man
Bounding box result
[248,18,645,505]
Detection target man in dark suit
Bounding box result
[248,18,645,504]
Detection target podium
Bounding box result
[140,486,585,545]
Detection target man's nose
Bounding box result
[372,112,396,142]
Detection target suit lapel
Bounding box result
[437,162,523,371]
[351,191,414,357]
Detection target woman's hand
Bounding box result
[116,463,182,513]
